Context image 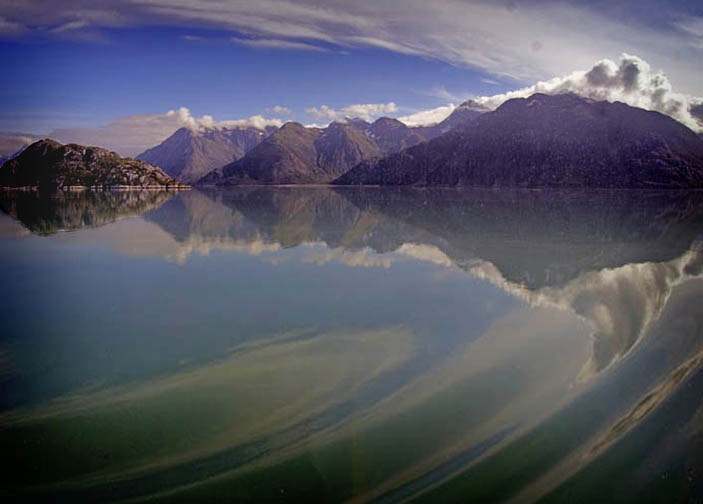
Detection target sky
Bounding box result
[0,0,702,156]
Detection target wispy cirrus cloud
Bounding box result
[672,15,703,49]
[231,36,327,52]
[0,15,27,36]
[0,1,700,93]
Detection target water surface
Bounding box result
[0,187,701,503]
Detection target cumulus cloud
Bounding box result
[305,105,338,120]
[395,243,453,267]
[264,105,293,115]
[306,102,397,122]
[51,107,283,157]
[397,105,456,127]
[395,54,703,131]
[231,37,326,52]
[472,54,703,132]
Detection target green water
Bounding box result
[0,187,701,503]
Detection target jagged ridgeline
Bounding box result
[0,190,176,235]
[336,94,703,187]
[139,101,488,185]
[0,139,188,189]
[145,93,703,188]
[137,125,278,184]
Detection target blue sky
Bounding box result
[0,28,512,130]
[0,0,701,155]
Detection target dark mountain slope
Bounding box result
[137,126,276,184]
[198,123,326,185]
[196,104,489,186]
[0,139,186,189]
[336,93,703,188]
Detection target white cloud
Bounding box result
[425,85,471,103]
[264,105,293,115]
[395,243,453,267]
[4,1,701,93]
[0,16,27,36]
[673,15,703,37]
[395,54,703,132]
[50,107,283,157]
[473,54,703,132]
[397,105,456,127]
[0,133,39,157]
[305,105,338,120]
[302,246,392,268]
[306,102,397,122]
[50,20,90,33]
[231,36,326,52]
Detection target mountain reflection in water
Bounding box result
[0,187,701,503]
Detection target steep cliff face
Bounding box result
[336,93,703,188]
[0,139,187,189]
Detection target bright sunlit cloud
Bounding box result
[51,107,284,157]
[305,102,398,122]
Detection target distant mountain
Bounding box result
[199,122,329,185]
[367,117,428,153]
[199,120,386,185]
[197,111,487,186]
[137,126,277,184]
[0,139,187,189]
[418,99,489,137]
[336,93,703,188]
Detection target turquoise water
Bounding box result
[0,187,701,503]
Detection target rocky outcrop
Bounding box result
[0,139,188,189]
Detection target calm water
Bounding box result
[0,187,701,503]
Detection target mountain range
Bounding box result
[137,125,278,184]
[150,100,486,185]
[337,93,703,188]
[195,93,703,188]
[0,139,186,189]
[4,94,703,189]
